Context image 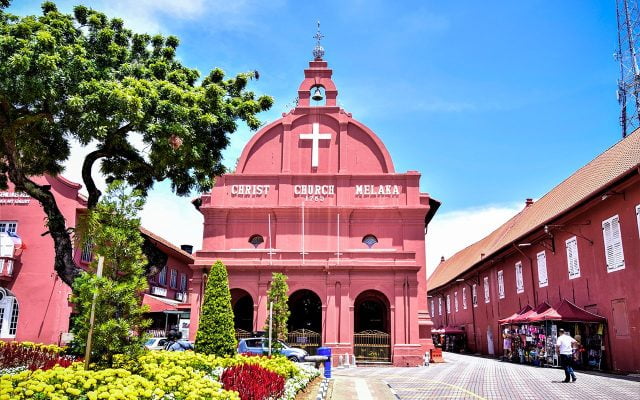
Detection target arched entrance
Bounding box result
[287,289,322,355]
[354,290,391,362]
[230,289,254,339]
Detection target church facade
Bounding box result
[190,54,440,366]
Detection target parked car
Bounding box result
[144,337,169,350]
[237,338,307,362]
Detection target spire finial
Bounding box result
[312,20,325,60]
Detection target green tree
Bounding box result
[70,181,150,368]
[265,272,289,344]
[195,260,236,356]
[0,1,272,286]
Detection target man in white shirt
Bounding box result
[556,329,577,382]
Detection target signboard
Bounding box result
[0,192,30,205]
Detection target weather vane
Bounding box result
[312,21,325,60]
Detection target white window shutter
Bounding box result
[602,218,614,269]
[537,251,548,288]
[566,237,581,279]
[611,216,625,271]
[636,204,640,239]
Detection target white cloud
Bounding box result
[425,203,523,278]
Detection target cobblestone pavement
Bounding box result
[331,353,640,399]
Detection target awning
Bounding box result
[529,299,606,323]
[142,294,180,313]
[432,326,465,335]
[510,301,552,323]
[498,305,533,324]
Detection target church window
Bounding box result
[362,234,378,248]
[249,234,264,248]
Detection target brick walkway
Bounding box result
[331,353,640,399]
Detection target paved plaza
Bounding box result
[330,353,640,399]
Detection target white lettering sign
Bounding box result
[0,192,30,205]
[355,184,400,196]
[293,184,335,202]
[230,185,271,196]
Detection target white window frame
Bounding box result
[430,299,435,317]
[515,261,524,294]
[566,236,581,279]
[454,291,459,312]
[462,287,467,310]
[169,268,178,289]
[446,295,451,314]
[537,251,548,288]
[472,284,478,307]
[438,297,442,316]
[180,273,188,292]
[0,222,17,234]
[636,204,640,238]
[602,215,625,273]
[497,270,505,299]
[0,289,18,338]
[484,276,490,303]
[158,266,167,286]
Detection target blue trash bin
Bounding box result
[317,347,332,378]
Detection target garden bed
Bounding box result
[0,346,320,400]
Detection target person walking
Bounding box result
[556,329,577,382]
[164,330,194,352]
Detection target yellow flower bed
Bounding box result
[0,352,304,400]
[0,341,65,354]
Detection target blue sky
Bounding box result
[7,1,623,274]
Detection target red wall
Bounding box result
[430,174,640,372]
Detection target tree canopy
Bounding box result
[0,1,272,285]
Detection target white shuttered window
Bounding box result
[462,287,468,310]
[515,262,524,293]
[484,276,490,303]
[537,251,548,287]
[454,291,459,312]
[636,204,640,238]
[446,295,451,314]
[566,237,581,279]
[431,300,435,317]
[497,270,505,299]
[603,215,625,272]
[438,297,442,315]
[472,284,478,307]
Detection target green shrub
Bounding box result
[195,261,237,356]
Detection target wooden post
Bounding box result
[84,255,104,369]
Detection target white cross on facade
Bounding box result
[300,123,331,168]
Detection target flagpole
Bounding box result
[268,213,272,266]
[301,201,305,265]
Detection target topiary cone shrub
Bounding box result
[221,363,285,400]
[195,260,237,356]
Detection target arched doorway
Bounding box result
[287,289,322,354]
[230,289,253,339]
[354,290,391,362]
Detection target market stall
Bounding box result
[502,302,552,366]
[431,326,467,353]
[530,299,607,370]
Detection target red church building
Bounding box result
[190,51,440,365]
[428,130,640,373]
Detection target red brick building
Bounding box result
[428,130,640,373]
[0,175,193,345]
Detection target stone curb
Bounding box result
[382,380,401,400]
[315,377,331,400]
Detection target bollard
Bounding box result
[317,347,332,378]
[344,352,350,368]
[351,354,357,368]
[338,354,344,368]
